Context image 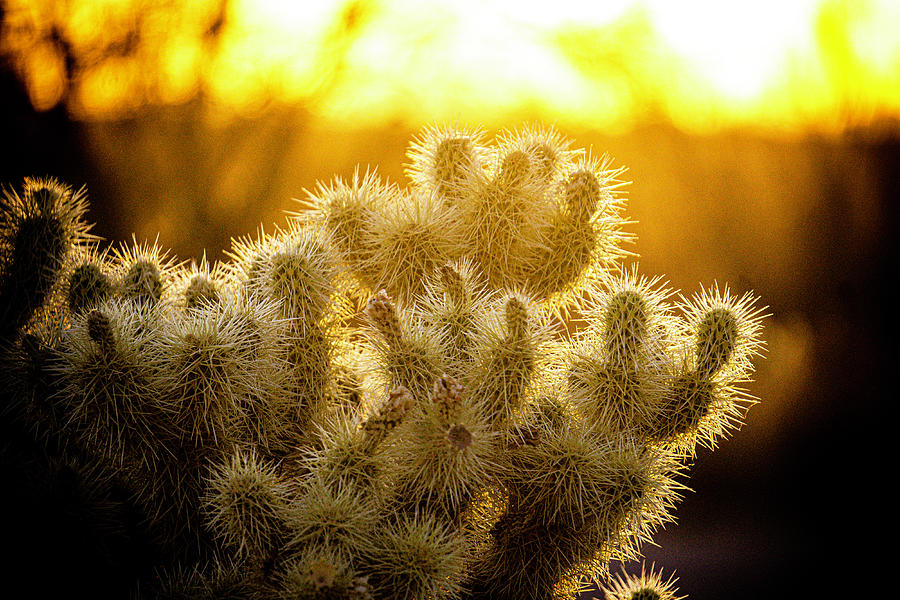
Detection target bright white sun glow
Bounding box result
[2,0,898,133]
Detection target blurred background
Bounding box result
[1,1,895,597]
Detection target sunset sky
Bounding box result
[2,0,898,134]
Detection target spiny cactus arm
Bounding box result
[470,400,683,600]
[359,187,467,305]
[300,166,388,252]
[227,223,347,435]
[286,472,380,557]
[648,283,767,455]
[210,293,299,458]
[202,448,294,565]
[152,301,256,451]
[460,142,557,291]
[0,177,92,340]
[297,167,397,299]
[358,511,468,600]
[274,545,374,600]
[384,374,500,523]
[495,124,579,187]
[365,289,445,402]
[413,260,494,373]
[245,223,341,325]
[523,155,633,309]
[55,301,173,470]
[173,252,224,311]
[566,268,679,439]
[468,292,545,428]
[63,243,113,315]
[405,123,489,206]
[111,236,179,308]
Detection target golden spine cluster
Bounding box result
[0,125,766,600]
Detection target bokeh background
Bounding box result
[1,1,896,598]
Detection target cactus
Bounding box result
[0,124,766,600]
[602,564,684,600]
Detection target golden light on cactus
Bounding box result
[468,291,546,428]
[632,284,768,457]
[0,121,770,598]
[240,222,341,325]
[526,154,632,313]
[364,188,465,304]
[388,376,500,518]
[679,283,768,380]
[365,290,445,401]
[414,260,493,373]
[299,167,397,296]
[496,124,577,187]
[463,143,555,290]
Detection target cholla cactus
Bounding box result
[0,124,766,600]
[601,563,684,600]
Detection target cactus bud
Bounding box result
[86,309,114,350]
[361,386,414,451]
[373,385,414,425]
[366,289,402,344]
[504,294,529,341]
[431,374,464,423]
